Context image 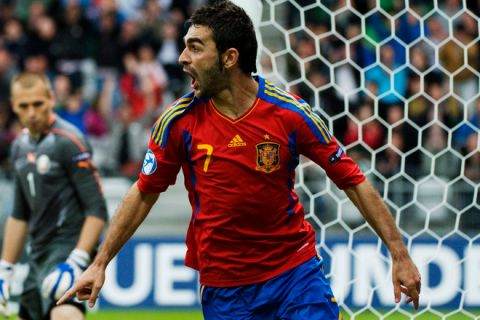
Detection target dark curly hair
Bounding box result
[188,1,257,75]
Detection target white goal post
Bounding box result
[244,0,480,318]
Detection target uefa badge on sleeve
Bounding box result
[328,146,344,164]
[142,149,157,175]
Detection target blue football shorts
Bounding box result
[200,256,340,320]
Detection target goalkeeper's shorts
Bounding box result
[200,256,340,320]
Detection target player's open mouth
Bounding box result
[191,77,198,89]
[183,68,198,90]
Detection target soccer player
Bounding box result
[0,72,108,320]
[59,1,421,319]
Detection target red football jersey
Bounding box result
[137,76,365,287]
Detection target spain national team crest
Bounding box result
[256,142,280,173]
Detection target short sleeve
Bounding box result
[297,116,365,190]
[137,123,183,193]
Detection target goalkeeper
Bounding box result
[60,1,421,319]
[0,72,108,319]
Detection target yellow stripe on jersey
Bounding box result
[154,102,189,139]
[152,95,195,147]
[264,82,332,143]
[152,102,189,145]
[265,82,331,136]
[154,106,189,146]
[264,82,330,136]
[152,96,193,139]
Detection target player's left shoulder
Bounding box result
[258,78,310,114]
[259,78,332,143]
[50,116,90,154]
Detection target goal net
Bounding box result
[255,0,480,318]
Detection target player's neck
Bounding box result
[28,129,46,142]
[30,132,41,140]
[211,73,258,119]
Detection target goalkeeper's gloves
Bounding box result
[41,248,90,301]
[0,260,14,316]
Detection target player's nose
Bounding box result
[26,106,37,118]
[178,48,190,66]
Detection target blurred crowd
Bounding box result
[0,0,479,195]
[0,0,194,178]
[272,0,480,187]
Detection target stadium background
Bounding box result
[0,0,479,319]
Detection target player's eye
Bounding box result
[17,101,45,109]
[32,101,45,107]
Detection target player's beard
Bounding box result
[194,56,228,98]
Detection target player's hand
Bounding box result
[41,249,90,301]
[0,260,14,317]
[392,255,421,309]
[57,261,106,308]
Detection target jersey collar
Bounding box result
[47,113,57,128]
[254,75,267,100]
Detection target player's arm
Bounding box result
[75,216,106,255]
[59,132,109,251]
[93,182,159,266]
[53,129,106,206]
[57,182,159,307]
[344,179,421,309]
[2,156,30,264]
[63,135,109,245]
[295,106,420,308]
[1,217,28,264]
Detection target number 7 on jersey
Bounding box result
[197,144,213,173]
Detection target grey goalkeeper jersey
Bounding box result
[10,115,108,249]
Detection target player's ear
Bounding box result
[47,89,56,109]
[10,100,19,114]
[10,84,20,114]
[222,48,239,69]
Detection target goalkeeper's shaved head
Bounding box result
[10,72,53,98]
[188,1,257,75]
[10,72,56,139]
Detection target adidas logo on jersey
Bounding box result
[228,135,247,147]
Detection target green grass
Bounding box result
[81,309,480,320]
[86,310,204,320]
[7,309,480,319]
